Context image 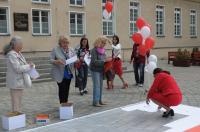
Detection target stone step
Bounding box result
[33,78,53,83]
[0,68,51,76]
[0,78,54,88]
[0,72,6,76]
[0,60,51,67]
[0,64,51,72]
[0,83,6,88]
[0,77,6,82]
[0,73,52,83]
[0,66,127,78]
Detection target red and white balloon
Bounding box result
[103,1,113,20]
[132,17,155,56]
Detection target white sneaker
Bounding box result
[138,84,143,87]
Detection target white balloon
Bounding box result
[148,55,158,63]
[103,9,111,20]
[141,26,151,39]
[146,62,157,74]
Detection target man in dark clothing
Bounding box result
[130,43,150,87]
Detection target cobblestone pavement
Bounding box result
[0,60,200,132]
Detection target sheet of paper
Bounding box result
[84,53,91,66]
[65,55,78,65]
[28,68,40,79]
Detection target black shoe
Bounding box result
[80,91,84,96]
[162,109,174,118]
[83,90,88,94]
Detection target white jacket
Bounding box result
[6,50,31,89]
[112,43,122,59]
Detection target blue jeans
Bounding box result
[133,63,145,84]
[91,71,103,105]
[78,64,88,91]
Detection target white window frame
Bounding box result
[69,0,85,7]
[32,0,51,4]
[129,1,140,36]
[156,5,165,37]
[0,6,11,35]
[190,9,197,37]
[102,0,114,36]
[174,7,182,37]
[69,11,86,36]
[31,8,52,36]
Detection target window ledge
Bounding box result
[0,34,11,36]
[69,5,84,8]
[70,34,85,37]
[32,34,51,36]
[174,36,182,38]
[156,35,165,38]
[32,2,51,5]
[190,36,197,38]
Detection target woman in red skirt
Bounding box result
[112,35,128,89]
[146,68,182,117]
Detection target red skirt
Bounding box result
[113,59,123,77]
[150,93,182,107]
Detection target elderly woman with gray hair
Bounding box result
[50,36,76,106]
[3,36,34,114]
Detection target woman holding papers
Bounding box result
[75,37,90,95]
[146,68,182,118]
[90,36,112,107]
[3,36,34,113]
[50,36,76,106]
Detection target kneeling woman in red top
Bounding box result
[146,68,182,118]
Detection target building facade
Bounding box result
[0,0,200,58]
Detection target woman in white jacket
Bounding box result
[3,36,34,113]
[112,35,128,89]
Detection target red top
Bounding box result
[130,44,150,64]
[147,72,182,98]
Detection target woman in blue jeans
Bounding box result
[130,43,150,87]
[90,36,112,107]
[76,37,90,95]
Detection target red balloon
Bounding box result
[132,32,143,44]
[139,45,147,56]
[145,37,155,50]
[105,1,113,13]
[136,17,146,30]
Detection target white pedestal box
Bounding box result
[2,113,26,130]
[59,103,73,120]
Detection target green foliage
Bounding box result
[176,48,191,60]
[192,47,199,53]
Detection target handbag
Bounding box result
[23,72,32,88]
[17,52,32,88]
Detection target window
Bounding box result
[32,0,50,4]
[129,1,139,35]
[174,8,181,36]
[70,0,84,6]
[32,9,51,35]
[70,12,85,35]
[156,5,165,36]
[190,10,197,37]
[0,7,9,35]
[102,0,114,36]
